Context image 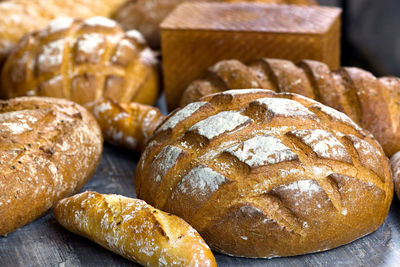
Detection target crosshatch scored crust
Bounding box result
[1,17,159,106]
[54,191,217,267]
[0,97,103,235]
[136,89,393,258]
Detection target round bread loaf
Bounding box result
[1,17,159,106]
[136,89,393,258]
[390,152,400,200]
[0,96,103,235]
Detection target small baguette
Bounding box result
[85,98,165,152]
[54,191,217,267]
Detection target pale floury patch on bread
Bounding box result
[136,89,393,258]
[54,191,217,267]
[181,58,400,156]
[0,97,103,235]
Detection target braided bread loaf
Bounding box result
[54,191,216,266]
[181,58,400,156]
[113,0,316,48]
[1,17,159,106]
[0,0,127,65]
[136,89,393,258]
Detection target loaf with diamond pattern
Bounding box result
[136,89,393,258]
[0,0,127,66]
[181,58,400,156]
[1,17,159,106]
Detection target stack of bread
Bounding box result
[0,0,398,266]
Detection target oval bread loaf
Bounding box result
[54,191,217,267]
[181,58,400,156]
[1,17,159,106]
[390,152,400,200]
[136,89,393,258]
[0,97,102,235]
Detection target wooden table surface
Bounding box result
[1,144,400,267]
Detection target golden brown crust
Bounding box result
[0,0,127,67]
[137,89,393,258]
[54,191,217,267]
[1,17,159,106]
[390,152,400,200]
[113,0,317,49]
[181,58,400,156]
[0,96,103,235]
[85,97,165,152]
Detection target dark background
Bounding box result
[320,0,399,77]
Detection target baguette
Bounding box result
[0,97,102,235]
[0,0,127,66]
[54,191,217,267]
[113,0,317,49]
[181,58,400,156]
[136,89,393,258]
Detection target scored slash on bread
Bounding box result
[0,97,103,235]
[181,58,400,156]
[390,152,400,200]
[1,17,159,107]
[54,191,217,267]
[133,89,393,258]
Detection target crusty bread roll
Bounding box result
[0,0,127,66]
[1,17,159,106]
[181,58,400,156]
[86,98,164,151]
[54,191,217,267]
[135,89,393,258]
[113,0,317,49]
[390,152,400,200]
[0,97,103,235]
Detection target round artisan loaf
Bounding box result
[136,89,393,258]
[0,96,103,235]
[113,0,316,48]
[1,17,159,106]
[390,152,400,199]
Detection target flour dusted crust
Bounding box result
[181,58,400,156]
[0,97,102,235]
[1,17,159,106]
[54,191,217,267]
[112,0,316,48]
[137,89,393,258]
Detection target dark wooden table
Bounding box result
[1,143,400,267]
